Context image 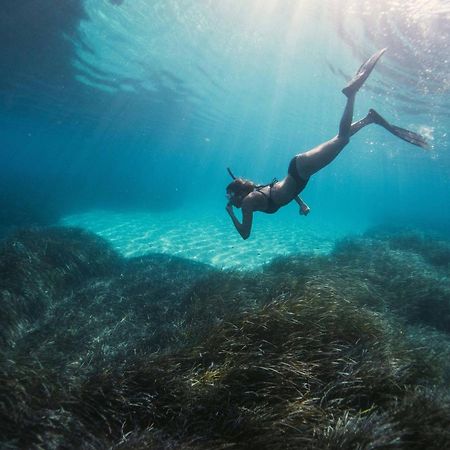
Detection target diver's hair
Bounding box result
[226,178,256,197]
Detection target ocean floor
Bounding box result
[59,207,362,269]
[1,222,449,449]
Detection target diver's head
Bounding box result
[226,178,255,208]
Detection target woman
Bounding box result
[226,48,429,240]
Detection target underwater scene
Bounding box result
[1,1,449,448]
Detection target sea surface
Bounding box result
[1,1,449,449]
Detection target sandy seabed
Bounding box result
[59,208,356,269]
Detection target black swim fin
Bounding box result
[342,48,387,97]
[369,109,430,149]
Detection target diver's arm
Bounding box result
[294,196,310,216]
[226,203,253,240]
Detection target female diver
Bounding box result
[225,48,429,240]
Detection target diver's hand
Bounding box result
[226,203,234,215]
[295,196,310,216]
[299,204,310,216]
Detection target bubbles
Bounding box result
[418,125,434,142]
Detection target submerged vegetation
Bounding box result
[0,226,449,449]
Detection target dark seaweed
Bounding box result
[0,226,449,449]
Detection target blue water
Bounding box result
[1,0,449,266]
[1,4,450,447]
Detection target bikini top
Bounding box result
[255,180,280,214]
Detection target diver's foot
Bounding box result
[342,48,387,97]
[368,108,390,127]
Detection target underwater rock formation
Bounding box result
[0,226,449,449]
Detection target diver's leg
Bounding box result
[338,92,355,138]
[295,137,347,179]
[295,94,356,179]
[295,106,429,179]
[293,49,391,180]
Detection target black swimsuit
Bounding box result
[288,156,309,195]
[256,185,279,214]
[258,157,309,214]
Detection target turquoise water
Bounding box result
[1,0,449,265]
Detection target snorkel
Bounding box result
[226,168,235,206]
[227,167,236,180]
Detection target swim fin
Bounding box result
[342,48,387,97]
[369,109,430,149]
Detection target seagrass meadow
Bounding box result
[1,226,449,449]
